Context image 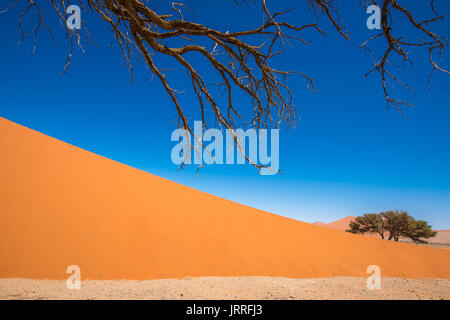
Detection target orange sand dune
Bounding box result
[1,117,450,280]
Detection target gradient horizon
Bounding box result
[1,1,449,229]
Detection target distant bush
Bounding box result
[346,210,437,244]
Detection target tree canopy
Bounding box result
[346,210,437,244]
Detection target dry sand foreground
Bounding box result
[1,277,449,300]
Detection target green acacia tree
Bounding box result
[346,210,437,244]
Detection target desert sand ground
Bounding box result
[1,276,449,300]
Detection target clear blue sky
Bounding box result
[1,1,450,228]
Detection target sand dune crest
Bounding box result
[1,117,449,280]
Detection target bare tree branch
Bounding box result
[10,0,450,172]
[360,0,449,111]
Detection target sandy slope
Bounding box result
[1,116,450,280]
[1,277,449,300]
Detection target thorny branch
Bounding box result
[360,0,449,111]
[7,0,450,172]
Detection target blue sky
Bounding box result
[1,1,450,228]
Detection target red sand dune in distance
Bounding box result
[1,117,450,280]
[319,217,450,244]
[315,216,384,239]
[322,216,356,231]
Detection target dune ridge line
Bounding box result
[1,116,450,280]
